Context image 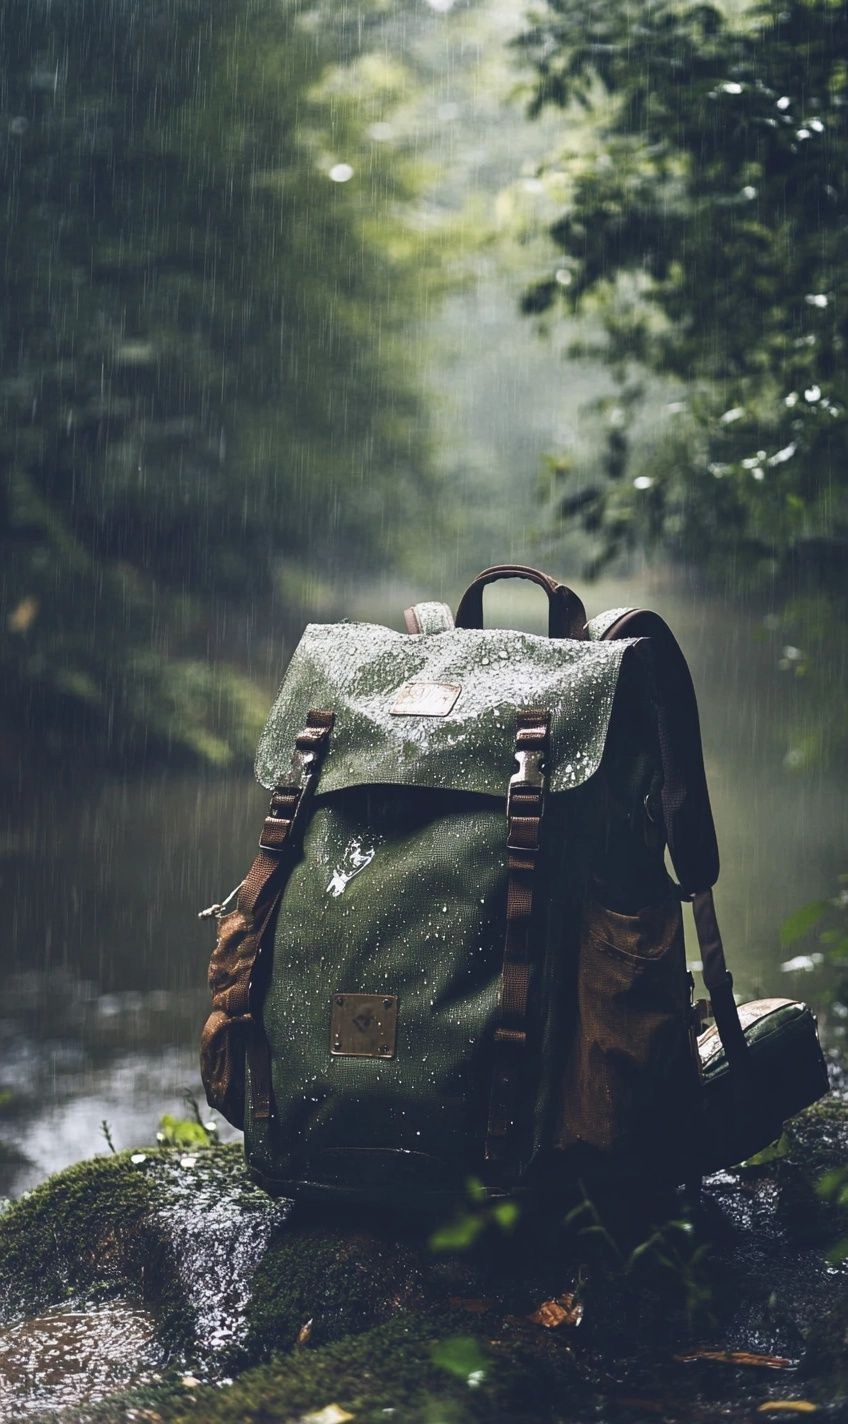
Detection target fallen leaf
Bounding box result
[675,1350,795,1370]
[299,1408,354,1424]
[448,1297,491,1314]
[756,1405,819,1416]
[528,1293,584,1329]
[297,1317,314,1345]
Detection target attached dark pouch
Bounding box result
[698,998,829,1172]
[557,897,700,1173]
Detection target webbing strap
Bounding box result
[227,709,334,1119]
[485,710,550,1161]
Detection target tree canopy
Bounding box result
[1,0,439,765]
[519,0,848,589]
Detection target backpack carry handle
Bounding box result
[455,564,587,640]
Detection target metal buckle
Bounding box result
[507,748,546,819]
[257,718,331,854]
[258,743,324,851]
[291,745,320,780]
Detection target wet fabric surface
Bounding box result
[256,622,636,797]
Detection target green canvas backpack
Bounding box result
[200,564,828,1206]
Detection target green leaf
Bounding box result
[816,1168,846,1201]
[780,901,829,948]
[564,1200,592,1227]
[430,1335,489,1382]
[742,1132,790,1168]
[158,1115,211,1148]
[491,1200,520,1232]
[428,1213,484,1253]
[625,1240,654,1269]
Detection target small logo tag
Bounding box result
[389,680,461,716]
[331,993,398,1059]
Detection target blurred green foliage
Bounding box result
[430,1334,490,1387]
[157,1115,213,1150]
[817,1165,848,1262]
[780,872,848,996]
[0,0,442,766]
[428,1176,520,1254]
[565,1192,712,1326]
[518,0,848,767]
[519,0,848,586]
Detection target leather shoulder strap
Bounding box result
[403,600,455,634]
[594,609,749,1066]
[594,608,718,895]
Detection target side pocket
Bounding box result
[200,1007,253,1131]
[200,908,258,1131]
[207,909,257,1014]
[557,896,697,1161]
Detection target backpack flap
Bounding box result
[256,621,637,800]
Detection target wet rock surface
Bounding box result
[0,1098,846,1422]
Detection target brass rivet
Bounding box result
[336,996,345,1006]
[383,998,393,1009]
[379,1044,390,1055]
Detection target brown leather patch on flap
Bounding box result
[389,681,461,716]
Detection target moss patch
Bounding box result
[242,1219,430,1359]
[0,1151,157,1319]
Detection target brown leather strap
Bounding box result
[485,710,550,1160]
[220,709,334,1119]
[455,565,587,641]
[599,609,718,893]
[599,612,749,1071]
[692,889,749,1069]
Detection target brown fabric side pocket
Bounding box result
[200,907,262,1130]
[207,909,258,1017]
[200,1007,253,1131]
[557,897,697,1159]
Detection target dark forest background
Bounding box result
[2,0,846,772]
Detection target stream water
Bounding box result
[2,574,845,1196]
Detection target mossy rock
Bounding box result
[2,1102,848,1421]
[0,1149,161,1319]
